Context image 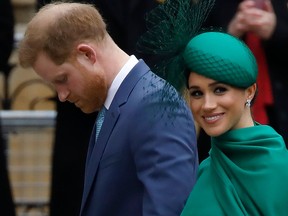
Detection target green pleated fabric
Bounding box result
[181,124,288,216]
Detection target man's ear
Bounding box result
[76,43,96,64]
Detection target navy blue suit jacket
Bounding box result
[80,60,198,216]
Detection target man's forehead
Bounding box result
[33,52,58,78]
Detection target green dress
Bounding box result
[181,124,288,216]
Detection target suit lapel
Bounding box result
[80,60,150,211]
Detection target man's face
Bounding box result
[33,52,108,113]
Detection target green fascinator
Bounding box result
[137,0,215,92]
[138,0,258,91]
[184,32,258,88]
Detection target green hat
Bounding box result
[183,32,258,88]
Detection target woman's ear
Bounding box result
[76,43,97,64]
[246,83,257,100]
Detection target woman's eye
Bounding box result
[215,87,227,94]
[190,90,203,97]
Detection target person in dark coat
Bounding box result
[0,0,16,215]
[0,0,14,74]
[0,131,16,216]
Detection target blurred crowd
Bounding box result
[1,0,287,215]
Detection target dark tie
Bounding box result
[95,106,106,141]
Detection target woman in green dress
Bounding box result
[137,0,288,214]
[181,31,288,216]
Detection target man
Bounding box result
[18,2,198,215]
[36,1,158,215]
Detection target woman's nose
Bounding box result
[202,95,217,111]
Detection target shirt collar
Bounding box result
[104,55,139,109]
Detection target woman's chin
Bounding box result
[202,127,224,137]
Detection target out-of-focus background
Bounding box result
[1,0,55,216]
[2,0,56,110]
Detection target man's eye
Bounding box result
[55,76,67,84]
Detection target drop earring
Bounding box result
[245,99,251,107]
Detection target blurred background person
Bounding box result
[197,0,288,162]
[0,0,17,215]
[0,0,14,75]
[36,0,158,215]
[0,134,16,216]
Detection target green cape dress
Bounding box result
[181,124,288,216]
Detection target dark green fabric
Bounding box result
[181,124,288,216]
[136,0,215,92]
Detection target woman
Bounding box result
[137,0,288,214]
[180,31,288,215]
[197,0,288,163]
